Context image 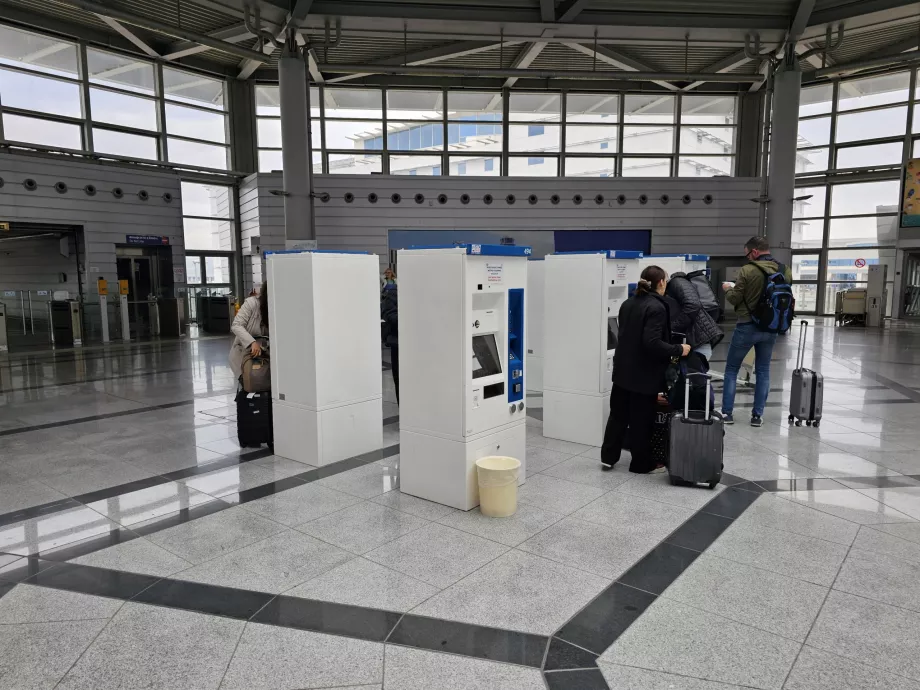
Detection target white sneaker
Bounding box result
[649,465,668,475]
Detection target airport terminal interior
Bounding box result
[5,0,920,688]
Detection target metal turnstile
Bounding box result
[158,298,186,337]
[196,295,233,334]
[48,300,83,347]
[0,302,7,352]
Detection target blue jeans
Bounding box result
[721,323,778,418]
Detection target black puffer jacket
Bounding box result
[666,273,724,349]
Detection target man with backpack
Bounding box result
[721,236,794,427]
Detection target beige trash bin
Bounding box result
[475,456,521,517]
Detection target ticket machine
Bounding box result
[543,251,643,446]
[526,259,545,393]
[398,244,529,510]
[639,253,709,277]
[267,250,383,467]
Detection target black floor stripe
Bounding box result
[545,668,610,689]
[2,444,403,564]
[2,367,190,393]
[0,399,196,437]
[548,481,763,688]
[0,447,273,528]
[3,471,764,685]
[387,614,547,667]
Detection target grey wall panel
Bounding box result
[242,174,760,283]
[0,153,184,296]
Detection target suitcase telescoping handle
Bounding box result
[684,371,712,422]
[795,320,808,372]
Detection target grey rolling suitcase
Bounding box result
[788,320,823,428]
[668,373,724,489]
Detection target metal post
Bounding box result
[278,38,315,245]
[120,294,131,342]
[19,291,25,333]
[99,294,110,343]
[765,59,802,266]
[27,291,34,335]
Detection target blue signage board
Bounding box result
[126,235,169,246]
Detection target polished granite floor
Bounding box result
[2,319,920,689]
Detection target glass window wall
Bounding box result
[0,25,230,171]
[257,86,736,177]
[795,72,910,313]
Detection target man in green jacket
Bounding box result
[720,236,792,427]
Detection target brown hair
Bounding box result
[634,265,668,296]
[259,281,269,330]
[745,236,769,253]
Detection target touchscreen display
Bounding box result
[472,334,502,379]
[607,317,619,351]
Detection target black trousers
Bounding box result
[389,344,400,404]
[601,384,659,474]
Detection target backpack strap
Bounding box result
[740,261,773,318]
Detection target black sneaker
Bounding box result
[722,412,734,425]
[750,415,764,427]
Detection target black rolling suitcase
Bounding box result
[667,373,723,489]
[788,320,823,427]
[236,388,273,448]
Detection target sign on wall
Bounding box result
[902,159,920,227]
[125,235,169,246]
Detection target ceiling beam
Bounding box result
[502,29,556,89]
[681,49,751,92]
[562,41,679,91]
[164,24,254,60]
[555,0,591,22]
[95,15,159,57]
[325,41,510,83]
[788,0,816,42]
[539,0,555,23]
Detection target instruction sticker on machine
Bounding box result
[486,263,504,284]
[615,263,629,281]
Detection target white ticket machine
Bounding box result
[266,250,383,467]
[526,259,545,393]
[639,253,709,277]
[543,251,644,446]
[399,244,529,510]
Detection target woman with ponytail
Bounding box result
[601,266,690,474]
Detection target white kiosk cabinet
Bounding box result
[639,253,709,277]
[399,244,529,510]
[267,250,383,467]
[543,251,643,446]
[526,259,545,393]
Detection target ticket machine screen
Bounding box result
[472,334,502,379]
[607,317,619,350]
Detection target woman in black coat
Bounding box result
[601,266,690,474]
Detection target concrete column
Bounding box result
[278,45,315,243]
[765,62,802,265]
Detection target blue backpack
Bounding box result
[747,262,795,334]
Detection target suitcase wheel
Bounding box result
[787,414,794,424]
[805,420,812,427]
[795,420,802,427]
[708,480,719,490]
[812,421,819,429]
[669,476,682,486]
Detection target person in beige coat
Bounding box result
[229,282,268,379]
